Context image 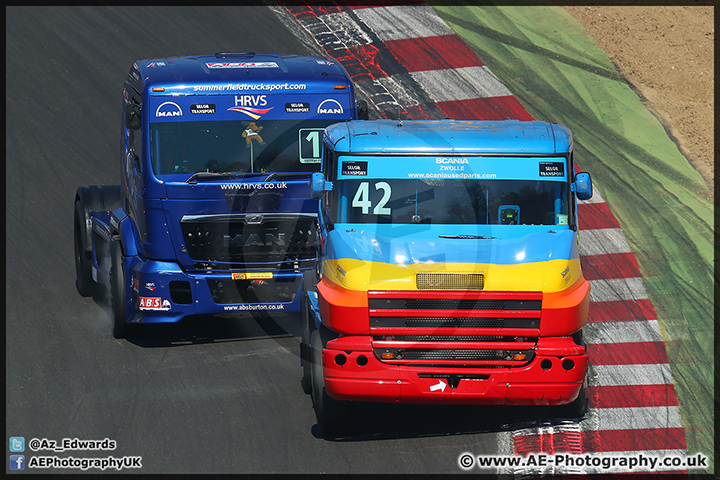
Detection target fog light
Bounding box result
[335,354,347,366]
[562,359,575,371]
[541,359,552,370]
[357,355,368,366]
[381,352,395,360]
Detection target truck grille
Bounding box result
[369,298,540,310]
[401,349,523,360]
[387,335,524,342]
[207,277,300,304]
[181,213,316,264]
[371,317,539,329]
[369,290,541,367]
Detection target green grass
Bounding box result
[431,2,714,472]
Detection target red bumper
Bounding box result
[322,336,588,406]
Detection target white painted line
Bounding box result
[353,4,456,41]
[584,320,662,344]
[591,364,674,386]
[593,406,684,431]
[375,76,423,107]
[267,6,334,59]
[578,228,633,256]
[588,449,687,456]
[311,11,373,48]
[292,16,335,42]
[589,277,649,302]
[410,66,512,102]
[353,76,423,119]
[578,189,605,204]
[512,420,582,437]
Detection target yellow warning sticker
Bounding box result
[247,272,273,279]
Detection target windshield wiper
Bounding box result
[185,172,243,184]
[186,171,312,184]
[262,172,312,181]
[438,235,496,239]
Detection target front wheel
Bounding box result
[74,199,95,297]
[110,238,129,339]
[300,292,313,394]
[310,329,349,438]
[300,271,318,394]
[553,382,587,419]
[563,384,587,418]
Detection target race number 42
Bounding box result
[352,181,391,215]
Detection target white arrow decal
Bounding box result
[430,380,447,392]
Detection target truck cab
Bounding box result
[302,119,593,436]
[74,53,366,338]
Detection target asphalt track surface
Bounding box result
[4,6,575,474]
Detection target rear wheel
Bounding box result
[110,238,129,339]
[310,329,349,438]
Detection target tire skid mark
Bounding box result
[591,364,674,386]
[584,319,663,344]
[278,1,687,472]
[577,202,621,230]
[581,428,687,453]
[384,35,483,72]
[588,341,669,366]
[589,277,649,302]
[588,298,657,323]
[581,252,642,281]
[579,228,633,256]
[588,384,680,408]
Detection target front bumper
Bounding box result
[126,259,305,323]
[321,335,588,405]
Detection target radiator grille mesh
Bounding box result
[416,273,484,291]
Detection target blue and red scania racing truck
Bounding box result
[74,53,366,338]
[302,119,594,436]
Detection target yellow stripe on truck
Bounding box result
[322,257,583,294]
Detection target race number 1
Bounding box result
[299,128,323,163]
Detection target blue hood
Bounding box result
[326,224,578,266]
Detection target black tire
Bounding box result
[555,383,587,419]
[300,293,313,394]
[300,271,318,394]
[110,238,129,339]
[74,199,95,297]
[565,384,587,418]
[74,185,122,297]
[310,329,349,438]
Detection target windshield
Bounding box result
[334,178,570,225]
[150,119,332,175]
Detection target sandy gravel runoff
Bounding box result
[562,5,714,193]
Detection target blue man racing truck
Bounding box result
[74,53,367,338]
[303,119,593,436]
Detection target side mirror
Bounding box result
[311,172,333,199]
[357,100,369,120]
[132,153,142,173]
[573,172,593,200]
[125,104,142,130]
